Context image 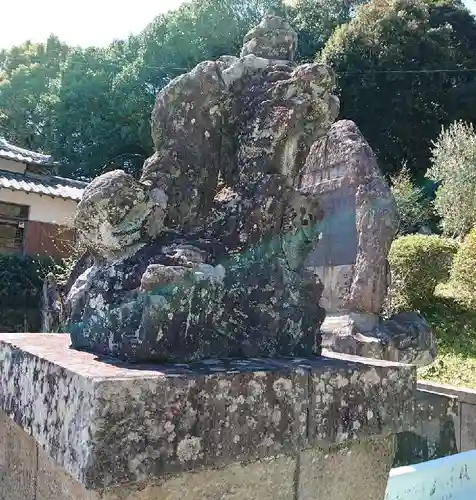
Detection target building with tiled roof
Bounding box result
[0,138,87,258]
[0,138,55,166]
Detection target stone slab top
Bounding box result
[0,332,411,379]
[0,333,416,492]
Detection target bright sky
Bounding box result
[0,0,187,49]
[1,0,476,50]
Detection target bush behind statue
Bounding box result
[0,254,73,332]
[450,227,476,306]
[391,166,435,235]
[388,234,458,312]
[427,121,476,238]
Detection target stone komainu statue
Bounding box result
[61,14,339,363]
[59,13,435,366]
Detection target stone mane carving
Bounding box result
[61,14,339,363]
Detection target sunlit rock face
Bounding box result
[74,170,155,258]
[302,120,436,367]
[65,13,339,363]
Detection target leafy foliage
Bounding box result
[1,0,279,179]
[391,166,435,235]
[2,0,476,185]
[427,121,476,238]
[0,36,68,153]
[0,0,364,180]
[449,226,476,305]
[0,254,71,332]
[0,254,54,331]
[320,0,476,179]
[286,0,366,60]
[0,254,55,308]
[388,234,458,311]
[418,293,476,389]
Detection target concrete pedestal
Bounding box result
[0,334,416,500]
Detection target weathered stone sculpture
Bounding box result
[57,13,433,367]
[64,14,339,363]
[302,120,436,366]
[6,16,433,500]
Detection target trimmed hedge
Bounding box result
[450,227,476,305]
[388,234,459,311]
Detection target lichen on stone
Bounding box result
[61,12,338,363]
[301,120,437,366]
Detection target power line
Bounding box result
[341,68,476,75]
[0,55,189,73]
[5,53,476,76]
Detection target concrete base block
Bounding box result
[299,437,395,500]
[0,412,37,500]
[0,333,416,500]
[1,414,396,500]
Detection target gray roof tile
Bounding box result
[0,169,86,201]
[0,138,55,166]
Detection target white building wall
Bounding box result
[0,189,77,226]
[0,158,26,174]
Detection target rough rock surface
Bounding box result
[0,333,415,490]
[321,312,436,366]
[75,170,154,259]
[302,119,398,314]
[301,120,436,366]
[240,14,298,62]
[143,60,228,230]
[64,13,339,363]
[58,13,433,368]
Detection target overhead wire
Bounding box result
[3,40,476,175]
[4,53,476,75]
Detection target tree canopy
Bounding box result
[1,0,476,182]
[427,121,476,238]
[320,0,476,179]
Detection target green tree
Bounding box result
[51,45,149,179]
[53,0,285,179]
[0,0,364,180]
[388,234,458,311]
[450,226,476,305]
[0,36,68,152]
[289,0,367,61]
[391,166,435,235]
[321,0,476,179]
[427,121,476,238]
[52,0,285,179]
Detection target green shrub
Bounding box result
[450,227,476,305]
[391,166,435,235]
[388,234,459,311]
[427,121,476,238]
